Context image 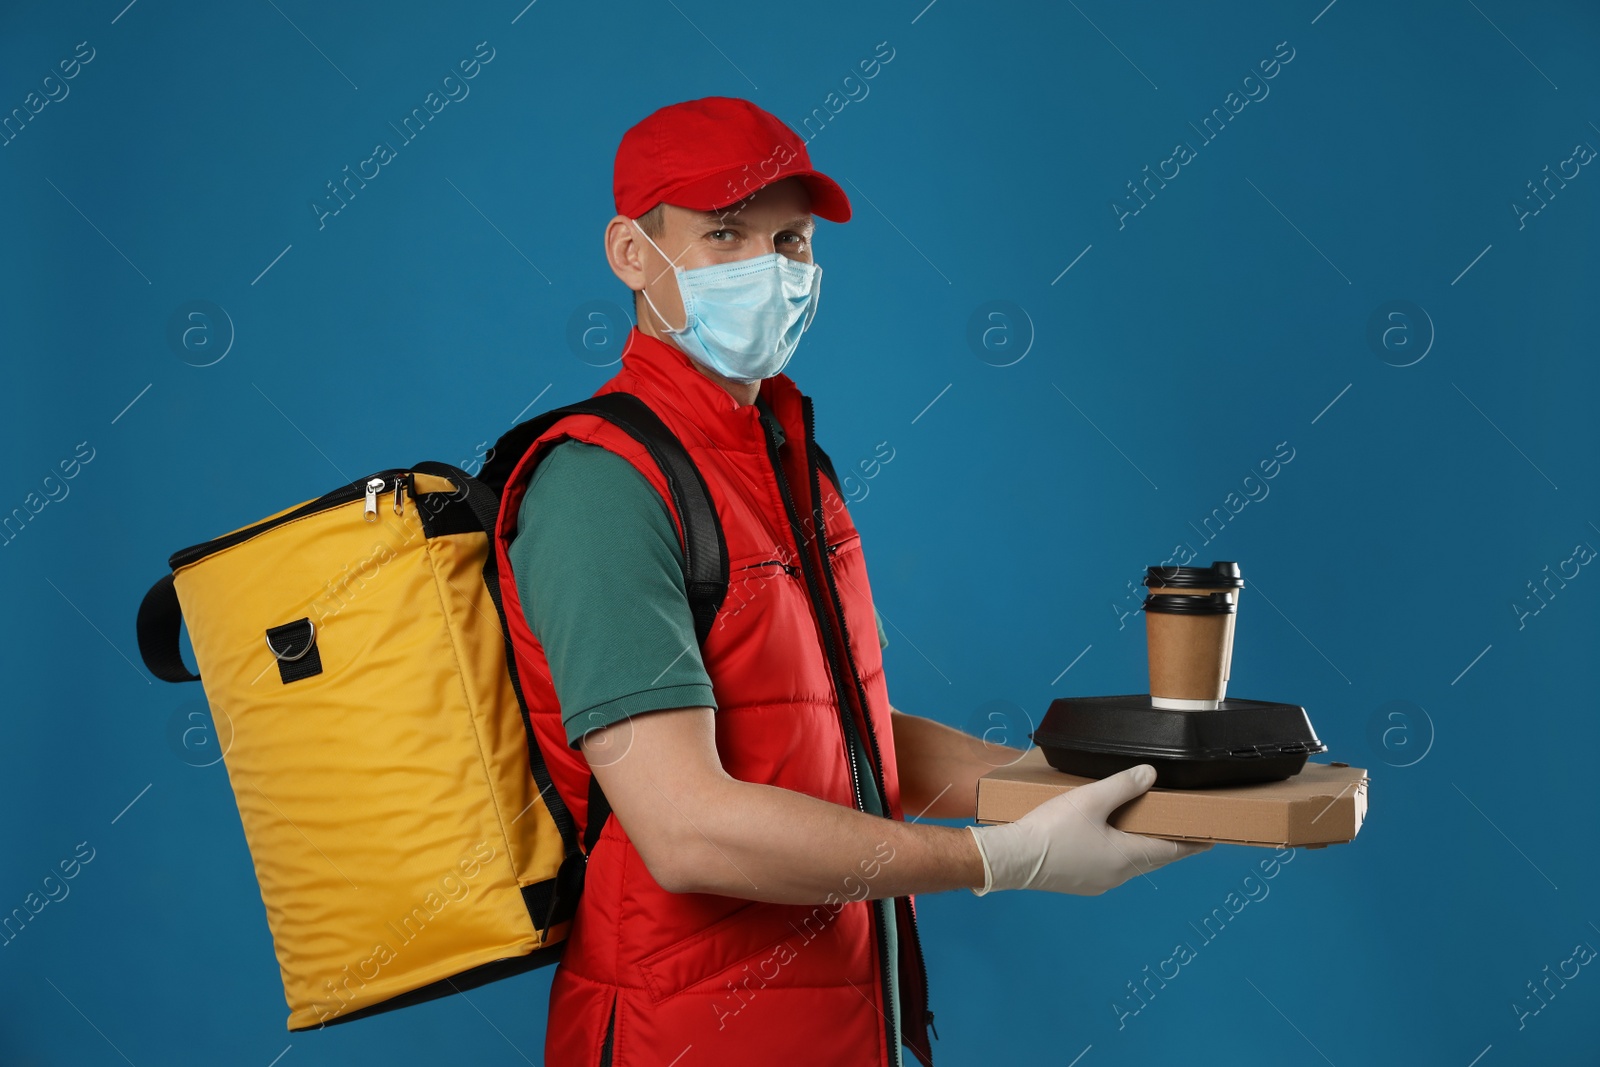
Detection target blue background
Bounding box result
[3,0,1597,1064]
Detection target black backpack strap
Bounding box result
[454,390,728,919]
[136,573,200,683]
[481,392,729,646]
[585,775,611,855]
[811,440,843,499]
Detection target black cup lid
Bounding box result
[1145,560,1244,589]
[1143,591,1235,615]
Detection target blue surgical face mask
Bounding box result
[632,219,822,384]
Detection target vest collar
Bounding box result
[612,327,806,455]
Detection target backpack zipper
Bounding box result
[363,477,386,521]
[168,469,414,570]
[758,402,899,1065]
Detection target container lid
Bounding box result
[1145,561,1244,589]
[1030,695,1326,763]
[1143,591,1235,615]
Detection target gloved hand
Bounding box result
[967,763,1211,896]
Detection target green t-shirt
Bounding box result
[506,437,903,1066]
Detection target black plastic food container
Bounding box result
[1030,695,1327,789]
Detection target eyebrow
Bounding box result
[700,210,814,233]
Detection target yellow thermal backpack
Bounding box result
[134,393,729,1031]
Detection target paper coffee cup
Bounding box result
[1146,562,1244,681]
[1143,591,1235,710]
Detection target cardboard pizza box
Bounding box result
[974,747,1368,848]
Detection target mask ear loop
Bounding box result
[631,218,693,333]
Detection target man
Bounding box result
[498,96,1209,1067]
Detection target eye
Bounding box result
[708,228,738,242]
[777,231,809,249]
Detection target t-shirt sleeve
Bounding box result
[506,438,716,750]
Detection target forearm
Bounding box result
[661,774,985,904]
[890,708,1023,821]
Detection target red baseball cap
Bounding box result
[613,96,851,223]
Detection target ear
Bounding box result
[605,215,647,293]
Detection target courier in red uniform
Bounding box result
[493,96,1210,1067]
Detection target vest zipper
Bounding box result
[798,395,937,1062]
[757,403,899,1065]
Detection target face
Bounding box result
[611,176,815,333]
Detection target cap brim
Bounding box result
[663,167,852,223]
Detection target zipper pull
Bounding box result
[393,476,406,515]
[364,476,386,522]
[927,1011,938,1040]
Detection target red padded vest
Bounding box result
[493,328,936,1067]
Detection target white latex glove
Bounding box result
[967,763,1212,896]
